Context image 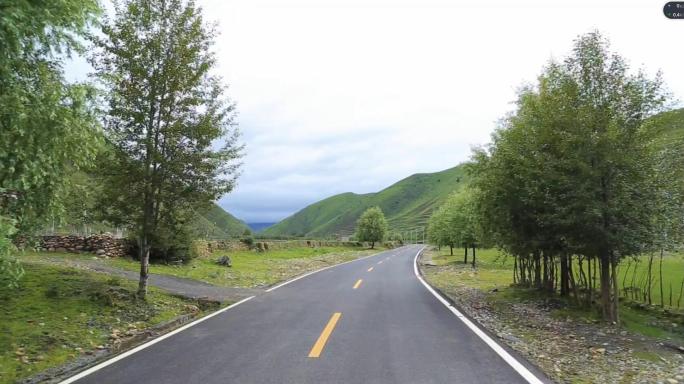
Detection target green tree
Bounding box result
[0,0,102,287]
[91,0,243,298]
[0,0,102,234]
[427,190,479,263]
[355,206,387,249]
[471,31,668,322]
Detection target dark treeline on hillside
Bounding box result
[429,32,684,323]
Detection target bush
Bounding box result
[129,223,195,264]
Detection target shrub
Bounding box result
[129,223,195,264]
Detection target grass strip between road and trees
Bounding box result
[0,263,210,384]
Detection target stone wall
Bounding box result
[206,239,400,253]
[40,234,130,257]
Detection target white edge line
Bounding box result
[265,247,398,292]
[58,295,255,384]
[61,246,402,383]
[412,247,545,384]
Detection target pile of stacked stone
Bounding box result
[40,234,130,257]
[41,235,85,253]
[85,234,129,257]
[207,240,249,252]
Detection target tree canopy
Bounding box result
[90,0,243,297]
[355,206,388,249]
[470,31,673,322]
[0,0,102,287]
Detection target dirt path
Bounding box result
[26,257,262,302]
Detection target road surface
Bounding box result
[64,245,547,384]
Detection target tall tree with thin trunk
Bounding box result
[91,0,243,298]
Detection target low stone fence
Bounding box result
[206,239,400,253]
[39,234,130,257]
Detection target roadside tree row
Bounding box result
[470,32,683,322]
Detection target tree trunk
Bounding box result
[533,250,541,289]
[513,256,518,285]
[659,248,664,308]
[371,241,375,249]
[449,244,453,256]
[611,253,619,324]
[647,253,654,305]
[519,257,526,286]
[543,252,549,290]
[464,246,468,264]
[471,246,476,268]
[568,256,580,305]
[560,253,569,297]
[137,235,150,298]
[599,254,615,322]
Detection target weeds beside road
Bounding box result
[0,264,208,384]
[4,245,383,383]
[420,248,684,384]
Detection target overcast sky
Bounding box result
[67,0,684,223]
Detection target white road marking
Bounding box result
[59,246,409,383]
[58,295,256,384]
[412,247,545,384]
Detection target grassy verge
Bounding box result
[110,246,381,288]
[0,263,207,384]
[22,245,384,288]
[427,248,684,344]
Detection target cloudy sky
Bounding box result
[68,0,684,223]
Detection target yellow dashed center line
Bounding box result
[353,279,363,289]
[308,312,342,358]
[367,267,374,272]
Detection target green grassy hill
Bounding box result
[192,203,250,239]
[262,165,468,238]
[262,107,684,240]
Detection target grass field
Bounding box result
[0,263,201,384]
[427,247,684,342]
[21,245,382,289]
[429,247,684,308]
[104,246,380,288]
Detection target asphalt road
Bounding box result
[65,245,548,384]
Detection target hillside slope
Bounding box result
[192,203,250,239]
[262,107,684,240]
[262,165,468,238]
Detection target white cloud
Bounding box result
[69,0,684,222]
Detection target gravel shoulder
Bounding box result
[419,250,684,384]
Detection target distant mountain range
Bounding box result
[262,165,468,238]
[247,222,276,232]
